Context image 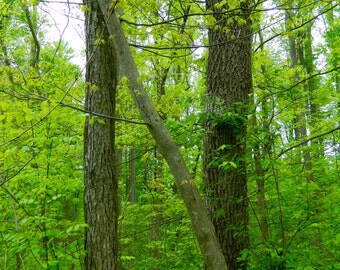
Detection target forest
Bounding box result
[0,0,339,269]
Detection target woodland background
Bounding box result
[0,0,339,269]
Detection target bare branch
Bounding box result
[60,102,149,125]
[278,126,340,158]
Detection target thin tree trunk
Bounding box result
[253,30,271,245]
[286,10,314,184]
[23,4,40,70]
[96,3,227,269]
[148,57,169,265]
[149,150,162,266]
[83,0,119,269]
[253,125,270,243]
[0,20,12,68]
[128,147,137,203]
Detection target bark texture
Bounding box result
[96,2,228,269]
[204,1,253,269]
[83,1,119,269]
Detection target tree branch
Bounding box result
[278,126,340,157]
[60,102,149,125]
[255,3,338,52]
[0,155,36,187]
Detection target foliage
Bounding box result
[0,0,339,269]
[0,3,85,269]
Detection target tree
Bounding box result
[247,1,340,268]
[1,1,339,269]
[95,1,228,269]
[0,2,85,269]
[83,0,119,269]
[203,1,253,269]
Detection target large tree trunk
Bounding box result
[83,0,119,269]
[96,2,227,269]
[204,1,253,269]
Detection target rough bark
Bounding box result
[96,2,227,269]
[83,0,119,269]
[204,1,253,269]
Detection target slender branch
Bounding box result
[40,0,84,4]
[120,0,324,28]
[260,66,340,99]
[278,126,340,157]
[129,42,207,51]
[0,155,36,187]
[285,66,340,92]
[1,186,31,216]
[128,4,337,52]
[255,3,338,52]
[0,73,81,147]
[60,102,149,125]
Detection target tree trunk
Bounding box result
[204,1,253,269]
[326,6,340,116]
[253,31,271,245]
[83,0,119,269]
[128,147,137,203]
[285,9,315,183]
[23,3,40,70]
[96,2,227,269]
[149,149,163,266]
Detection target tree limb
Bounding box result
[278,126,340,157]
[60,102,149,125]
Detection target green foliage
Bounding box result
[119,197,202,270]
[0,3,85,268]
[0,0,339,269]
[210,110,246,132]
